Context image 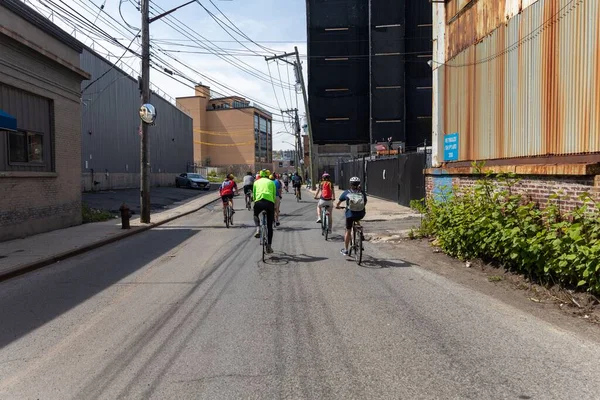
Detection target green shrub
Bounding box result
[415,164,600,294]
[82,203,115,223]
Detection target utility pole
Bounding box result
[293,110,305,180]
[139,0,151,223]
[139,0,195,223]
[294,46,316,190]
[266,49,317,190]
[282,108,305,179]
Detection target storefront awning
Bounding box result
[0,109,17,131]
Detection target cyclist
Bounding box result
[335,176,367,256]
[314,172,335,225]
[242,171,255,203]
[291,172,303,199]
[270,174,282,226]
[282,172,290,193]
[219,173,238,223]
[253,170,277,253]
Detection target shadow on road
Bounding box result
[350,255,415,269]
[0,228,198,349]
[266,252,328,266]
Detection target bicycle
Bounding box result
[349,220,364,265]
[225,200,233,228]
[320,205,332,241]
[336,206,364,265]
[259,210,268,261]
[245,191,252,211]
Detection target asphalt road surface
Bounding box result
[83,186,215,215]
[1,193,599,399]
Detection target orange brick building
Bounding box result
[177,85,273,171]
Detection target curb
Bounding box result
[0,194,220,282]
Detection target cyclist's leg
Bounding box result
[317,199,322,222]
[265,201,275,245]
[253,200,264,236]
[342,217,353,253]
[221,196,228,219]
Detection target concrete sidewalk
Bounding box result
[0,191,220,281]
[307,186,422,242]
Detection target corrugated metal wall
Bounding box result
[442,0,600,161]
[80,49,193,174]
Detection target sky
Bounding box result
[26,0,308,150]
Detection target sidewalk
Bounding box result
[306,187,422,242]
[0,191,220,281]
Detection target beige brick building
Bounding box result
[177,85,273,173]
[0,0,90,242]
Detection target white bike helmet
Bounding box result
[349,176,361,185]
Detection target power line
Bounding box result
[149,4,292,89]
[265,61,283,113]
[196,0,265,57]
[118,0,139,31]
[275,61,289,110]
[148,2,293,89]
[40,0,296,121]
[206,0,279,53]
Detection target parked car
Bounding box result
[175,173,211,190]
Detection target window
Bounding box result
[0,83,53,172]
[8,131,44,164]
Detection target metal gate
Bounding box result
[339,158,366,190]
[397,152,426,207]
[366,158,399,201]
[337,152,426,206]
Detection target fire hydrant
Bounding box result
[120,203,132,229]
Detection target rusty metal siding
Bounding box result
[442,0,600,161]
[80,49,193,174]
[446,0,547,60]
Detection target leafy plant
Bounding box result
[417,167,600,295]
[82,203,115,223]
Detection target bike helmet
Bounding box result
[259,170,269,178]
[349,176,361,185]
[322,172,330,179]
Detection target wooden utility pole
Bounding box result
[294,46,316,190]
[140,0,151,223]
[266,49,316,189]
[139,0,195,223]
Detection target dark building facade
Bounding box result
[306,0,432,150]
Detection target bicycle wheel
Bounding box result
[261,216,267,261]
[225,206,230,228]
[355,228,363,265]
[229,205,234,226]
[324,214,329,241]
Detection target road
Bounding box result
[83,186,215,215]
[1,193,599,399]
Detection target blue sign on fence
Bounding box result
[444,133,459,161]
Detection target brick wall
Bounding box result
[426,174,600,213]
[0,26,86,242]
